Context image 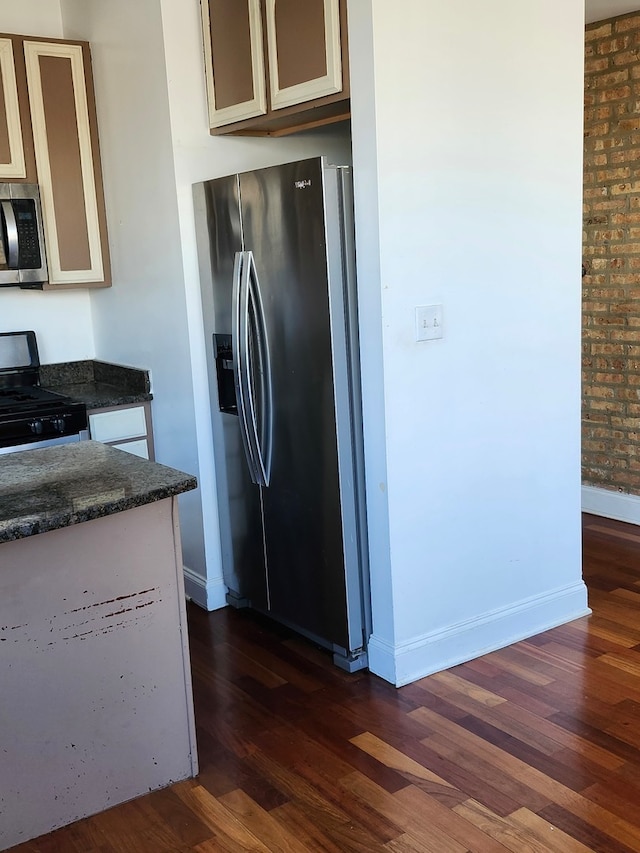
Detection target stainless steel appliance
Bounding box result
[0,184,48,288]
[194,158,370,672]
[0,331,87,453]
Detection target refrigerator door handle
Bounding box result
[246,250,273,486]
[232,251,273,487]
[232,251,261,484]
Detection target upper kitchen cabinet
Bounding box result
[23,39,111,288]
[201,0,350,136]
[0,36,35,181]
[201,0,267,128]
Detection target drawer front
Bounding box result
[89,406,147,443]
[112,439,149,460]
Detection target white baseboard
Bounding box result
[582,485,640,526]
[183,566,227,611]
[367,581,590,687]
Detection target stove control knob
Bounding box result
[53,417,66,434]
[29,419,44,435]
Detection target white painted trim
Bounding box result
[183,565,227,611]
[368,581,591,687]
[23,41,104,284]
[0,39,26,179]
[582,484,640,525]
[266,0,343,111]
[200,0,267,129]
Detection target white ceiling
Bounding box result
[586,0,640,23]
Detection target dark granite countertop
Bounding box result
[0,441,197,543]
[39,360,152,409]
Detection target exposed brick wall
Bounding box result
[583,13,640,492]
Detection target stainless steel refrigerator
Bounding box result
[194,157,370,671]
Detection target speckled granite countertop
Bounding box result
[39,360,152,409]
[0,441,196,543]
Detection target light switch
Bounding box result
[415,304,443,342]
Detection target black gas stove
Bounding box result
[0,331,87,449]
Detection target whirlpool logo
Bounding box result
[294,179,312,189]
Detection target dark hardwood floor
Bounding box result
[11,513,640,852]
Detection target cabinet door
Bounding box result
[265,0,342,111]
[0,38,26,179]
[201,0,267,129]
[88,403,155,460]
[23,40,110,287]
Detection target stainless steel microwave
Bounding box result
[0,183,48,289]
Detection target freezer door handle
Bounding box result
[246,250,273,485]
[232,251,260,483]
[232,251,272,486]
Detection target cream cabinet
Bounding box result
[88,402,155,460]
[23,39,110,288]
[265,0,343,110]
[201,0,349,136]
[201,0,267,128]
[0,37,27,179]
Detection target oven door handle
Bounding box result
[1,200,19,269]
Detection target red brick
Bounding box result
[596,168,630,181]
[598,38,630,55]
[587,23,613,41]
[615,16,640,33]
[593,70,630,87]
[586,58,610,73]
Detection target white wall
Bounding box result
[586,1,640,23]
[349,0,589,685]
[0,0,62,39]
[0,0,94,363]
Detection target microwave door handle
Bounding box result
[1,201,19,268]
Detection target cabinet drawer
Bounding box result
[89,406,147,443]
[112,439,149,459]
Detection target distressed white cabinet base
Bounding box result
[0,497,197,850]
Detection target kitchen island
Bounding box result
[0,442,198,850]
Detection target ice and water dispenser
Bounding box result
[213,334,236,414]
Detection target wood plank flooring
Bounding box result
[11,513,640,852]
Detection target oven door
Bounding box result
[0,432,85,456]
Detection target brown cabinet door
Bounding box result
[23,39,110,288]
[202,0,267,129]
[0,38,27,179]
[265,0,343,110]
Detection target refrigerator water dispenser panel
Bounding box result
[214,333,237,414]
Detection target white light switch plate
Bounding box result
[415,304,443,341]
